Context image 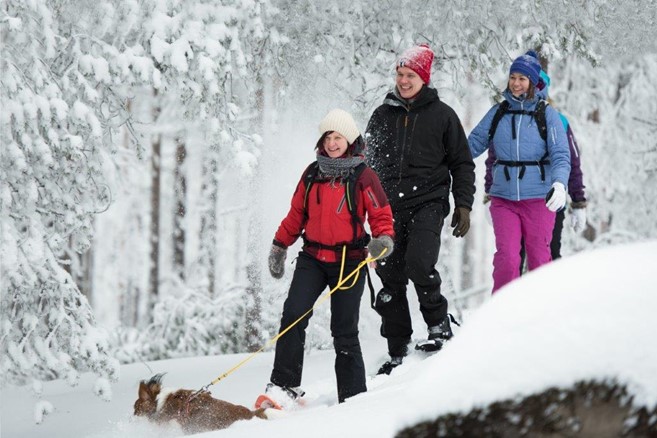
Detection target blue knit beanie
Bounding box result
[509,50,541,86]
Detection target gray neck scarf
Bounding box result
[316,154,365,186]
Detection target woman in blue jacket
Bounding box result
[469,51,570,293]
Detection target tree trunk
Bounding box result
[61,240,94,304]
[199,150,218,297]
[243,74,268,351]
[173,134,187,282]
[148,88,162,319]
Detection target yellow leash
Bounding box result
[192,246,387,396]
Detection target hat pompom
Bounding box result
[525,50,540,60]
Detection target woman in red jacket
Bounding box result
[265,109,394,405]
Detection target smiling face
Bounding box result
[396,66,424,99]
[508,73,531,97]
[323,131,349,158]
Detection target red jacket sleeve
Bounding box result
[359,168,394,239]
[273,175,307,248]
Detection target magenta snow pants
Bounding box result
[490,196,556,293]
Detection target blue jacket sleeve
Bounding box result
[468,104,499,159]
[545,106,570,187]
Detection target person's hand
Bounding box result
[268,245,287,279]
[545,182,567,212]
[450,207,470,237]
[570,207,587,233]
[368,235,394,259]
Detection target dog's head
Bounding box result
[134,373,166,417]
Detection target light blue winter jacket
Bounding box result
[469,89,570,201]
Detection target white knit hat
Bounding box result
[318,109,360,144]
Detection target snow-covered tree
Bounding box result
[550,54,657,248]
[0,0,127,389]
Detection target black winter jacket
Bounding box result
[366,86,475,212]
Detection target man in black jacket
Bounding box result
[365,44,476,375]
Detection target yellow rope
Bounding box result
[201,246,387,390]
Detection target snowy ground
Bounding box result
[3,240,657,438]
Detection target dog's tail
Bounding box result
[255,407,288,420]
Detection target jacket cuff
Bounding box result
[570,200,587,209]
[272,239,287,249]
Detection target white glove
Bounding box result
[570,207,587,233]
[545,182,567,212]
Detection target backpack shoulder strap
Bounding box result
[344,163,368,216]
[302,161,319,215]
[345,162,369,245]
[534,99,548,142]
[488,100,510,142]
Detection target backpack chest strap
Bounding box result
[495,150,550,181]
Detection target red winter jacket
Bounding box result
[274,164,394,263]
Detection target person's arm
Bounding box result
[273,174,308,248]
[444,108,475,210]
[564,122,586,205]
[546,107,570,188]
[467,104,498,160]
[364,108,385,173]
[361,168,394,239]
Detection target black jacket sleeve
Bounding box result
[443,107,476,210]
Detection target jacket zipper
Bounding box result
[399,108,410,182]
[516,101,523,201]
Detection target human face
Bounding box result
[396,66,424,99]
[508,73,530,97]
[323,132,349,158]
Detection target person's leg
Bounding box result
[404,202,447,328]
[519,238,526,276]
[490,197,523,293]
[329,262,366,402]
[374,215,412,357]
[550,209,565,260]
[521,200,556,271]
[270,252,326,388]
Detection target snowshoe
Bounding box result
[414,338,443,352]
[254,383,305,410]
[254,394,282,410]
[376,356,404,375]
[415,313,460,352]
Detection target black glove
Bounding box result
[268,245,287,279]
[450,207,470,238]
[367,235,394,258]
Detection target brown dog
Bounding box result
[134,374,270,434]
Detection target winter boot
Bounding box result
[415,314,458,352]
[376,356,404,375]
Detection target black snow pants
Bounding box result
[270,251,366,403]
[373,201,448,357]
